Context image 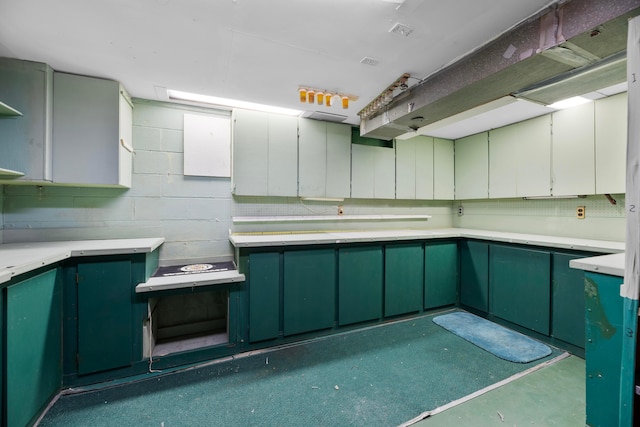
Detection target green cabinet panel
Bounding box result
[424,242,458,309]
[6,269,61,427]
[249,252,280,342]
[459,241,489,312]
[283,249,336,336]
[490,245,551,335]
[584,272,629,427]
[77,260,133,375]
[385,244,423,317]
[551,252,586,347]
[338,246,383,326]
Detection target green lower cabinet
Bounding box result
[460,241,489,312]
[338,246,383,326]
[584,272,632,427]
[6,269,61,427]
[551,252,587,347]
[77,260,133,375]
[283,249,336,336]
[385,243,423,317]
[249,252,280,342]
[490,245,551,335]
[424,242,458,309]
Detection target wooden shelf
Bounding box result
[0,101,22,117]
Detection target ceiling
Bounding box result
[0,0,563,130]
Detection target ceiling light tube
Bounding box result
[168,89,302,116]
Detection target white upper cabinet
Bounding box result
[595,92,627,194]
[299,119,351,198]
[232,109,298,197]
[351,144,395,199]
[489,115,551,198]
[0,58,53,183]
[551,102,595,196]
[433,138,455,200]
[52,72,133,187]
[454,132,489,200]
[396,135,433,200]
[395,135,454,200]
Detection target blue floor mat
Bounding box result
[433,311,552,363]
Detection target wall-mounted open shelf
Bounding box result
[0,167,25,180]
[233,214,431,223]
[0,101,22,117]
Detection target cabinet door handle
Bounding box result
[120,139,134,153]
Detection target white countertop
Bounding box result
[229,228,625,254]
[0,238,164,285]
[136,269,246,293]
[569,253,625,277]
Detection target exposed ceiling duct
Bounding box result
[360,0,640,140]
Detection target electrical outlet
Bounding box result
[338,206,344,215]
[457,206,464,216]
[576,206,585,219]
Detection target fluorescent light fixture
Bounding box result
[546,96,592,110]
[167,89,303,116]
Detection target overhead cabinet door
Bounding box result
[552,102,595,196]
[595,92,627,194]
[455,132,488,200]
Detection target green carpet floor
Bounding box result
[39,310,562,427]
[415,355,585,426]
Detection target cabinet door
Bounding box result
[283,249,336,336]
[395,138,417,200]
[268,114,298,196]
[77,260,133,375]
[385,243,423,317]
[489,116,551,198]
[249,252,280,342]
[351,144,375,198]
[459,240,489,312]
[118,90,133,188]
[338,246,383,325]
[53,73,126,186]
[374,146,396,199]
[325,122,351,198]
[396,135,434,200]
[298,119,326,197]
[552,102,595,196]
[232,109,268,195]
[455,132,488,199]
[490,245,551,335]
[6,269,61,427]
[433,138,454,200]
[595,92,627,194]
[424,242,458,309]
[0,58,53,182]
[551,252,586,347]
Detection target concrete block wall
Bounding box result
[453,194,626,241]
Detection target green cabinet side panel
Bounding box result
[338,246,383,326]
[551,252,586,348]
[584,272,627,427]
[77,260,133,375]
[6,269,61,427]
[283,249,336,336]
[249,252,280,342]
[424,242,458,309]
[385,244,423,317]
[490,245,551,335]
[459,241,489,312]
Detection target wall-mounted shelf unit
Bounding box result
[232,214,431,223]
[0,101,22,117]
